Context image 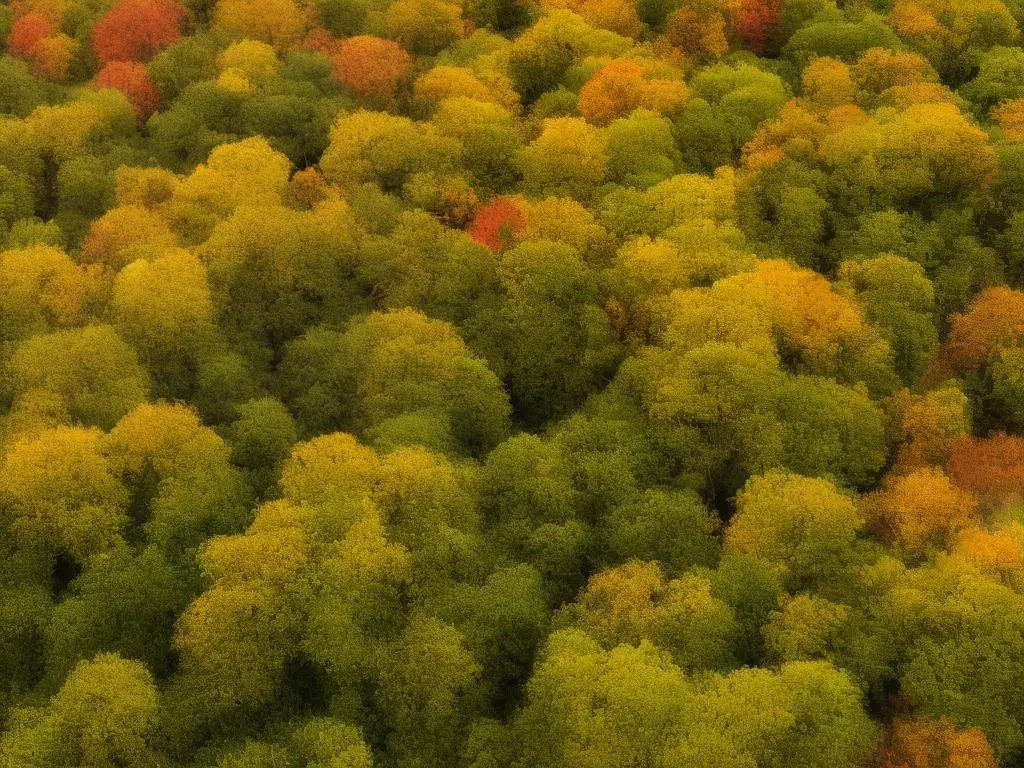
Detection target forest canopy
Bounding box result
[2,0,1024,766]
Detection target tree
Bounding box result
[0,426,128,576]
[943,286,1024,373]
[563,561,738,671]
[520,117,608,199]
[91,0,185,65]
[511,628,695,768]
[227,397,298,498]
[887,386,970,474]
[166,136,292,242]
[604,109,680,188]
[865,468,978,558]
[733,0,783,54]
[431,97,524,194]
[217,39,280,84]
[80,204,178,271]
[374,616,482,767]
[577,58,689,126]
[110,248,218,397]
[494,239,621,423]
[330,36,411,105]
[764,593,848,664]
[7,12,51,62]
[279,309,511,456]
[506,11,631,104]
[947,433,1024,507]
[836,255,938,385]
[104,402,252,559]
[801,56,859,112]
[668,661,877,768]
[385,0,464,55]
[731,259,897,394]
[468,196,526,251]
[900,577,1024,758]
[43,545,190,685]
[197,200,361,367]
[875,716,998,768]
[319,110,457,193]
[542,0,642,37]
[889,0,1020,85]
[601,489,720,574]
[663,0,730,59]
[94,61,162,122]
[5,325,150,431]
[725,471,863,590]
[213,0,305,49]
[776,374,887,488]
[673,62,789,171]
[169,502,312,738]
[0,244,95,343]
[0,653,160,767]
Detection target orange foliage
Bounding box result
[993,98,1024,141]
[7,12,53,59]
[732,0,782,54]
[743,259,866,367]
[947,433,1024,506]
[876,717,998,768]
[94,61,161,121]
[578,58,690,126]
[867,467,978,555]
[10,18,77,81]
[944,287,1024,372]
[331,36,411,101]
[467,197,525,252]
[91,0,185,65]
[7,12,78,81]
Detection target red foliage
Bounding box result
[7,12,54,60]
[91,0,185,65]
[331,35,411,100]
[468,197,525,252]
[733,0,783,55]
[95,61,161,121]
[947,433,1024,507]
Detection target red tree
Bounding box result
[91,0,185,65]
[7,12,54,60]
[733,0,783,55]
[468,197,525,252]
[947,433,1024,507]
[95,61,161,121]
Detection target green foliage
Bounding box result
[3,3,1024,767]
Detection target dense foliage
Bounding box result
[2,0,1024,765]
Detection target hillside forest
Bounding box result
[4,0,1024,765]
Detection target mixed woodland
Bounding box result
[5,0,1024,765]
